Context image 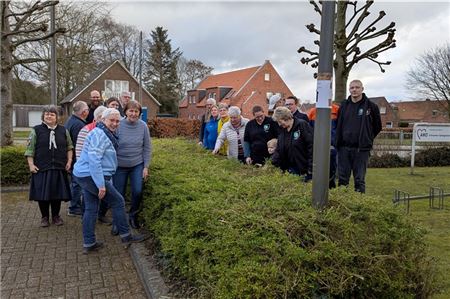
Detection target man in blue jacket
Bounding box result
[65,101,89,216]
[335,79,382,193]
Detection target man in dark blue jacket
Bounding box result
[285,96,309,123]
[64,100,88,216]
[335,79,382,193]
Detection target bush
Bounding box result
[1,146,30,185]
[143,139,438,298]
[369,153,409,168]
[148,118,200,139]
[415,147,450,167]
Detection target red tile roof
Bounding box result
[197,66,260,93]
[391,100,449,123]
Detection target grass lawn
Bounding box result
[13,130,31,138]
[365,167,450,298]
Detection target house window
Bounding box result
[386,121,393,128]
[192,95,196,103]
[266,92,273,100]
[104,80,129,96]
[189,95,196,104]
[209,92,216,100]
[264,73,270,81]
[432,110,438,117]
[379,106,386,114]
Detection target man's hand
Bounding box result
[98,187,106,200]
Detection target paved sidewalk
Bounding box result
[1,192,147,299]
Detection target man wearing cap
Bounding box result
[86,90,102,124]
[285,96,309,123]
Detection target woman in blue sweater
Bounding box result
[73,108,146,254]
[203,105,219,150]
[114,101,152,229]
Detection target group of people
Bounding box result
[25,90,151,254]
[200,79,382,192]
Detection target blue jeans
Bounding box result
[75,176,131,247]
[69,175,83,213]
[337,147,370,193]
[113,163,144,219]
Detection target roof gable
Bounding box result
[60,60,160,106]
[196,66,260,95]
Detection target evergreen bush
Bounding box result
[143,138,438,298]
[0,146,29,186]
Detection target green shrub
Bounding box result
[415,147,450,167]
[1,146,29,185]
[369,153,409,168]
[143,138,438,298]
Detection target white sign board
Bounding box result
[414,124,450,142]
[411,123,450,174]
[316,80,332,108]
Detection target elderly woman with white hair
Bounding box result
[73,108,146,254]
[271,106,314,181]
[212,106,249,162]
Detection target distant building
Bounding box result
[178,60,294,119]
[60,60,161,117]
[390,99,449,127]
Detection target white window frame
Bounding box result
[379,106,386,114]
[104,80,129,95]
[264,73,270,81]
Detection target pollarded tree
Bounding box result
[144,26,182,114]
[298,1,396,102]
[1,0,65,146]
[406,44,450,118]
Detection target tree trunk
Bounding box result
[333,1,349,103]
[1,2,14,146]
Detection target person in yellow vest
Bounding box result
[217,103,229,155]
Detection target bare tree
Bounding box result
[1,0,65,146]
[298,1,396,102]
[406,44,450,118]
[177,57,213,100]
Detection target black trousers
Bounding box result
[337,147,370,193]
[38,201,61,219]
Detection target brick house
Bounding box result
[390,99,449,127]
[178,60,294,119]
[60,60,160,117]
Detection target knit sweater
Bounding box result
[214,117,249,159]
[116,118,152,168]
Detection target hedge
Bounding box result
[369,147,450,168]
[1,146,29,186]
[148,118,200,139]
[142,138,438,298]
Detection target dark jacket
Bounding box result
[64,114,85,167]
[34,124,68,171]
[244,116,279,164]
[335,93,382,151]
[293,110,309,123]
[199,113,207,142]
[272,118,313,175]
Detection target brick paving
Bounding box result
[1,192,147,299]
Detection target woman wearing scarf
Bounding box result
[73,108,145,254]
[25,105,73,227]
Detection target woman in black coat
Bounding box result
[271,106,313,181]
[25,105,73,227]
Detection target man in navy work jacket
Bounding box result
[335,79,382,193]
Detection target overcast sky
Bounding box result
[110,1,449,103]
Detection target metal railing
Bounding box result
[393,187,448,214]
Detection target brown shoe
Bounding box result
[40,217,50,227]
[52,215,64,226]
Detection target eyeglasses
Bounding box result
[285,103,295,106]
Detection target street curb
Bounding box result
[1,185,29,193]
[129,241,172,299]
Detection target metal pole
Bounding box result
[312,1,335,209]
[50,5,57,105]
[139,31,143,104]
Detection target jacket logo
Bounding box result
[264,124,270,132]
[358,108,364,116]
[293,130,301,140]
[366,108,371,116]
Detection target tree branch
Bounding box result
[345,1,365,29]
[12,28,65,48]
[347,1,374,41]
[3,23,48,38]
[297,46,319,56]
[13,1,59,33]
[309,0,321,15]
